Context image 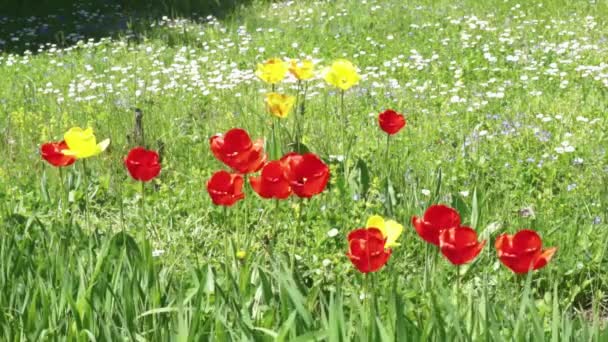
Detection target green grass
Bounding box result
[1,0,607,340]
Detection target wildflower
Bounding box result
[327,228,339,237]
[236,250,247,259]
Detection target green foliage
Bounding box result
[1,0,608,339]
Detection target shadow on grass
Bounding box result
[0,0,257,54]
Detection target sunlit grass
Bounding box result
[0,0,607,339]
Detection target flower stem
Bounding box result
[340,90,347,179]
[140,181,145,232]
[456,265,461,309]
[58,166,67,227]
[364,273,370,340]
[385,134,393,216]
[290,198,304,270]
[293,80,301,151]
[81,159,91,233]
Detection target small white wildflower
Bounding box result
[152,249,165,257]
[327,228,339,238]
[322,259,331,267]
[421,189,431,196]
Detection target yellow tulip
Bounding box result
[324,59,360,90]
[366,215,403,248]
[63,127,110,159]
[289,59,315,81]
[265,93,295,119]
[255,58,288,84]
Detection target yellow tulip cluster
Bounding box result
[255,57,361,119]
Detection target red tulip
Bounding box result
[280,152,330,198]
[249,161,292,199]
[210,128,266,174]
[207,170,245,206]
[411,204,461,246]
[40,141,76,167]
[124,147,161,182]
[439,226,485,265]
[495,229,557,274]
[378,109,406,135]
[347,228,392,273]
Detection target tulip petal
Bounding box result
[533,247,557,270]
[366,215,385,232]
[97,138,110,153]
[383,220,403,247]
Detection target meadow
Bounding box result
[0,0,607,340]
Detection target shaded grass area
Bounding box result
[0,0,257,54]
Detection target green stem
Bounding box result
[223,206,230,273]
[141,181,145,234]
[81,159,91,233]
[385,134,393,216]
[457,265,461,309]
[364,273,370,341]
[340,90,347,180]
[58,167,67,227]
[293,81,301,151]
[290,198,304,270]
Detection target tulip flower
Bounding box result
[411,204,461,246]
[289,59,315,81]
[255,58,288,84]
[40,141,76,167]
[249,160,292,199]
[439,226,485,265]
[63,127,110,159]
[124,147,161,182]
[281,152,330,198]
[378,109,406,135]
[210,128,267,174]
[324,59,360,91]
[346,228,392,273]
[495,229,557,274]
[265,92,296,119]
[207,170,245,206]
[366,215,403,248]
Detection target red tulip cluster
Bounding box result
[207,128,330,206]
[41,139,162,183]
[410,204,556,273]
[410,204,485,266]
